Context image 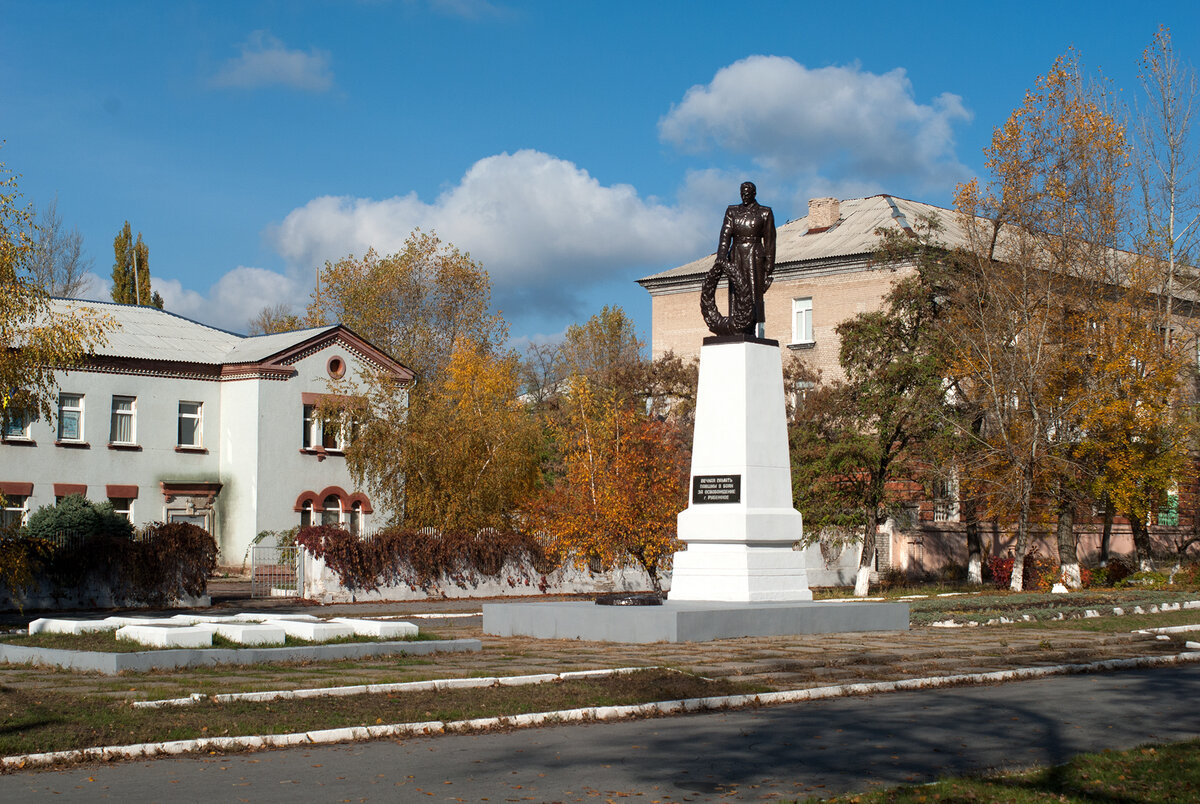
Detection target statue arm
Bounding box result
[762,207,776,290]
[718,208,734,261]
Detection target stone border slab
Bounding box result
[0,638,480,674]
[483,599,909,642]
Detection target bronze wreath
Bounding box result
[700,257,755,335]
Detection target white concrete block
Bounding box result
[28,617,121,635]
[195,623,286,646]
[232,613,319,623]
[115,625,213,648]
[329,618,418,638]
[265,620,354,641]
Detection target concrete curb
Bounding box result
[131,666,656,709]
[0,638,481,674]
[6,651,1200,771]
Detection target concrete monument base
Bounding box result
[483,599,908,643]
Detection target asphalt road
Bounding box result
[4,664,1199,802]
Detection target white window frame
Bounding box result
[110,396,137,445]
[303,403,344,452]
[933,474,960,523]
[792,297,814,344]
[58,393,84,442]
[109,497,134,523]
[178,401,203,447]
[1,495,28,528]
[2,409,31,440]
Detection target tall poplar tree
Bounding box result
[111,221,162,307]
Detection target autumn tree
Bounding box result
[111,221,162,308]
[791,222,954,596]
[28,197,95,298]
[1135,26,1200,338]
[247,302,302,335]
[530,376,687,590]
[1,160,111,436]
[335,339,541,533]
[951,53,1133,590]
[315,230,541,533]
[307,231,503,381]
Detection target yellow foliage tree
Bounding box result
[333,338,542,534]
[1,159,111,438]
[530,377,687,591]
[951,53,1132,590]
[307,230,503,381]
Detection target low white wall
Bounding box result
[301,549,666,603]
[0,578,210,612]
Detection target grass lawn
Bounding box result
[0,669,764,758]
[802,739,1200,803]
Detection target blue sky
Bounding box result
[3,1,1199,348]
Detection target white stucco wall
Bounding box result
[1,335,399,568]
[3,369,221,526]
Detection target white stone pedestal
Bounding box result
[669,337,812,603]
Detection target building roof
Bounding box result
[638,194,968,287]
[47,299,413,378]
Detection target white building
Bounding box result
[0,300,413,564]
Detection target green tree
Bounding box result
[791,226,953,596]
[111,221,161,307]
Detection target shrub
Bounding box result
[24,495,133,541]
[130,522,219,602]
[985,546,1057,591]
[1170,562,1200,588]
[1105,556,1136,586]
[297,525,559,592]
[1116,570,1170,590]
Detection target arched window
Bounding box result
[350,501,364,536]
[300,500,314,528]
[321,494,342,526]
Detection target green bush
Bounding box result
[1117,570,1170,590]
[24,495,133,541]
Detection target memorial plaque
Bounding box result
[692,474,741,504]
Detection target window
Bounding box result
[109,497,134,523]
[2,410,30,440]
[1159,485,1180,527]
[321,494,342,526]
[110,396,136,444]
[300,500,314,529]
[178,401,202,447]
[350,501,364,536]
[0,495,27,529]
[933,475,960,522]
[58,394,84,441]
[792,297,813,344]
[302,404,344,451]
[302,404,316,449]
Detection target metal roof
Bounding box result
[49,299,335,366]
[639,194,970,285]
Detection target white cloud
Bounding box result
[269,150,711,308]
[210,31,333,92]
[156,267,304,333]
[659,55,972,190]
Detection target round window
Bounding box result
[327,356,346,379]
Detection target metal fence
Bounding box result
[250,544,302,598]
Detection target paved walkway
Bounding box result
[5,663,1199,801]
[3,588,1186,701]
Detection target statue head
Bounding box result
[740,181,757,204]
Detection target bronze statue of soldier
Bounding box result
[700,181,776,337]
